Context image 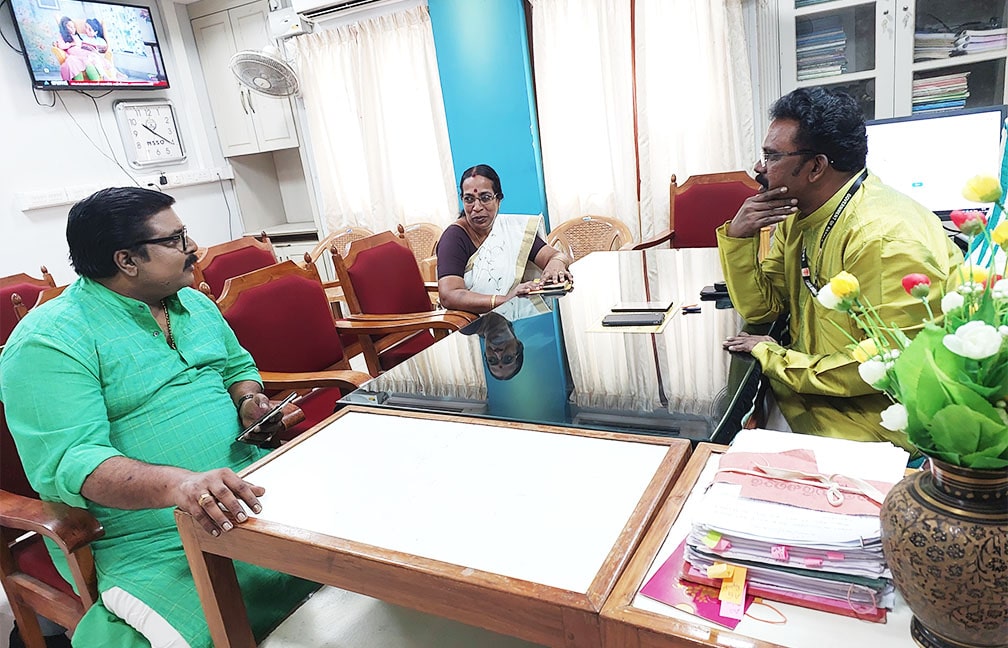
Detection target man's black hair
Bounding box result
[769,87,868,173]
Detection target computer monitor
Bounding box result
[865,106,1006,216]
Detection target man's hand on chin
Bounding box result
[723,332,776,353]
[726,186,798,238]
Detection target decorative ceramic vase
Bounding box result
[880,457,1008,648]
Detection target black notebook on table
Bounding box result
[602,312,666,327]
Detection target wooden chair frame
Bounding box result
[628,171,770,256]
[397,223,442,283]
[12,285,67,322]
[331,232,476,376]
[547,215,633,262]
[2,267,56,346]
[191,232,277,300]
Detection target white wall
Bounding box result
[0,0,242,284]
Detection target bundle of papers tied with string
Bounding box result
[681,429,909,622]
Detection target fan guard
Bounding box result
[229,49,300,97]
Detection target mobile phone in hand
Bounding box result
[235,392,298,445]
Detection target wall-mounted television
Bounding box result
[8,0,169,90]
[866,106,1006,216]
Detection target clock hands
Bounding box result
[141,123,176,145]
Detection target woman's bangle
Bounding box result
[490,294,497,309]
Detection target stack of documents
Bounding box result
[912,71,970,114]
[914,31,958,60]
[953,27,1008,55]
[680,429,909,622]
[796,15,847,81]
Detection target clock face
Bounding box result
[115,101,187,169]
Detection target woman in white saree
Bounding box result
[436,164,573,319]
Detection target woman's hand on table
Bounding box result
[540,257,572,284]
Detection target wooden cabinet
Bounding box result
[190,0,299,156]
[778,0,1008,119]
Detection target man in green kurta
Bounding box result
[0,187,317,647]
[716,88,963,450]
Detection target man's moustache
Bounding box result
[756,173,769,190]
[184,255,198,268]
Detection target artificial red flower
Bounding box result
[949,209,988,235]
[901,273,931,299]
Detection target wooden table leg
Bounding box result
[175,510,256,648]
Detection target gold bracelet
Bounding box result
[490,294,497,309]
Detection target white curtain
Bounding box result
[530,0,756,241]
[530,0,640,237]
[290,5,456,234]
[635,0,756,240]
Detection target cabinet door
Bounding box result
[896,0,1008,116]
[191,10,260,156]
[229,3,300,152]
[779,0,898,120]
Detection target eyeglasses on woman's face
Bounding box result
[461,192,498,206]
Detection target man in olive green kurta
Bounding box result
[0,187,317,647]
[717,88,962,450]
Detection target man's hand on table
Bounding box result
[723,332,776,354]
[177,468,265,537]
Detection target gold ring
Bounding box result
[198,492,214,507]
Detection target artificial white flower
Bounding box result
[943,321,1004,360]
[1000,326,1008,338]
[816,284,842,310]
[858,358,888,387]
[941,291,965,313]
[994,279,1008,300]
[880,403,909,432]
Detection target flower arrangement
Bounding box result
[816,174,1008,469]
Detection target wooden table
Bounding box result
[176,407,692,647]
[600,444,918,648]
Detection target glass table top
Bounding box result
[340,248,768,444]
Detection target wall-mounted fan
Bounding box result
[229,45,300,98]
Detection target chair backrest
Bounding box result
[0,267,56,346]
[396,222,442,262]
[547,215,633,262]
[306,226,375,265]
[670,171,761,248]
[333,231,434,316]
[217,260,349,374]
[192,233,277,300]
[12,285,68,322]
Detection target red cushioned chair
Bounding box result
[192,233,277,301]
[1,268,56,348]
[627,171,762,251]
[12,286,67,323]
[0,401,104,648]
[331,232,477,376]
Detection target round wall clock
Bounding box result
[114,99,187,169]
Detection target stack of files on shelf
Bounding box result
[914,31,958,60]
[953,27,1008,55]
[679,429,909,622]
[795,15,847,81]
[912,71,970,113]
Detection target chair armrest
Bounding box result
[622,228,674,251]
[260,369,372,392]
[336,311,474,336]
[0,490,104,555]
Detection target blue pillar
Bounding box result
[428,0,549,226]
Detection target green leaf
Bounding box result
[928,404,1003,458]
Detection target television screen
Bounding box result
[866,106,1006,216]
[9,0,169,90]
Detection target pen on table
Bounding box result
[682,304,701,314]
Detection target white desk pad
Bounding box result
[628,446,917,647]
[248,411,670,593]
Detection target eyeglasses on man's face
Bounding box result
[131,226,191,252]
[461,192,498,206]
[759,149,817,167]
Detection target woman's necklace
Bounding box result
[161,299,176,350]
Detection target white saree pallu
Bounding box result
[465,214,551,321]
